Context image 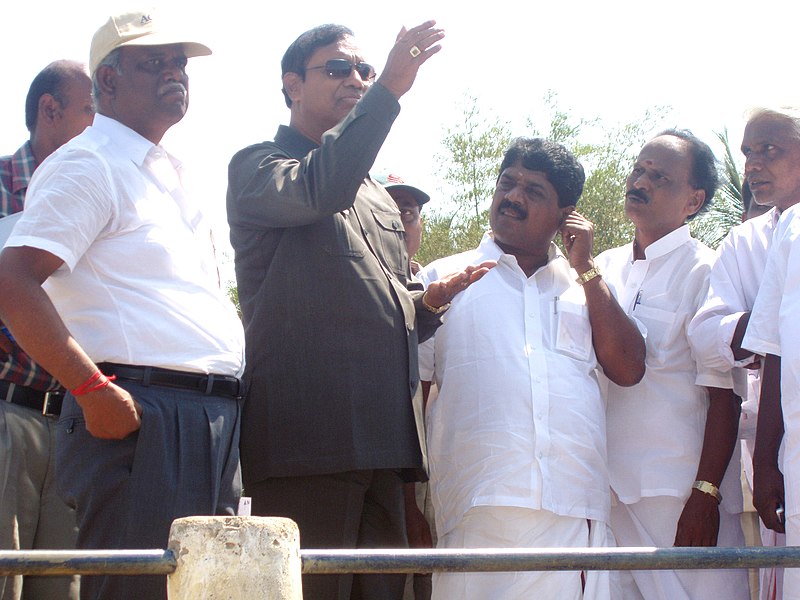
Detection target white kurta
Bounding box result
[743,204,800,599]
[597,225,747,600]
[419,233,613,599]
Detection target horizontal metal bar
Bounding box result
[3,546,800,577]
[301,546,800,574]
[0,550,176,576]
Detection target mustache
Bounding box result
[498,199,528,219]
[158,82,187,96]
[626,188,650,204]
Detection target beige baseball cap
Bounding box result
[90,9,211,76]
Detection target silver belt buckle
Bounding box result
[42,391,55,416]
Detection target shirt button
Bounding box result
[538,452,544,459]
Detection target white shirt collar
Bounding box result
[483,231,566,276]
[637,223,692,261]
[91,113,173,168]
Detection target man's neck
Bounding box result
[28,134,53,167]
[495,239,550,277]
[288,119,323,145]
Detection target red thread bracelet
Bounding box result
[71,371,116,396]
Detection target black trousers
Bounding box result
[56,381,242,600]
[250,469,408,600]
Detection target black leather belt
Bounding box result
[0,379,64,416]
[97,363,242,399]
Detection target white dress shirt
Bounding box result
[688,208,780,395]
[744,204,800,519]
[596,225,741,512]
[6,114,244,376]
[418,233,610,538]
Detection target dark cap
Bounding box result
[374,172,430,207]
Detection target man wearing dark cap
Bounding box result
[0,10,244,600]
[376,172,430,274]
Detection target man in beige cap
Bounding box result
[0,9,244,600]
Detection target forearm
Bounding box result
[753,354,784,469]
[695,387,741,487]
[583,275,645,386]
[731,311,754,362]
[413,290,443,343]
[228,84,400,228]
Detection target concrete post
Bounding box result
[167,516,302,599]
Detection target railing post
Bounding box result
[167,516,302,599]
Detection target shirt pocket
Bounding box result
[552,299,592,361]
[370,208,408,277]
[632,304,678,367]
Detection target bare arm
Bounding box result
[0,246,140,438]
[561,211,645,386]
[731,311,759,364]
[753,353,786,533]
[674,386,741,546]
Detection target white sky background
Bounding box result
[3,0,799,279]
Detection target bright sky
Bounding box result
[3,0,798,278]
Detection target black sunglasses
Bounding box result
[305,59,376,81]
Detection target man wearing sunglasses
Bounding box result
[228,21,491,600]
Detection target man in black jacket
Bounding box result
[227,21,490,600]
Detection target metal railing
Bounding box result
[2,546,800,577]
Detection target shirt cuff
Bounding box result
[696,370,733,389]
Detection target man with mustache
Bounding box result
[688,107,800,599]
[0,10,245,600]
[595,130,749,599]
[227,22,488,600]
[418,137,645,599]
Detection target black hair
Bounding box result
[656,128,719,219]
[498,137,585,207]
[280,24,354,108]
[25,60,85,132]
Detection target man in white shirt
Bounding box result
[419,137,645,599]
[689,107,800,599]
[0,11,244,600]
[741,106,800,600]
[596,129,749,599]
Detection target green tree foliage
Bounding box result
[690,128,744,249]
[417,96,511,266]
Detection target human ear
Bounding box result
[38,94,61,125]
[283,72,303,104]
[96,65,117,97]
[687,189,705,216]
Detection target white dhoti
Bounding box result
[610,495,749,600]
[432,506,616,600]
